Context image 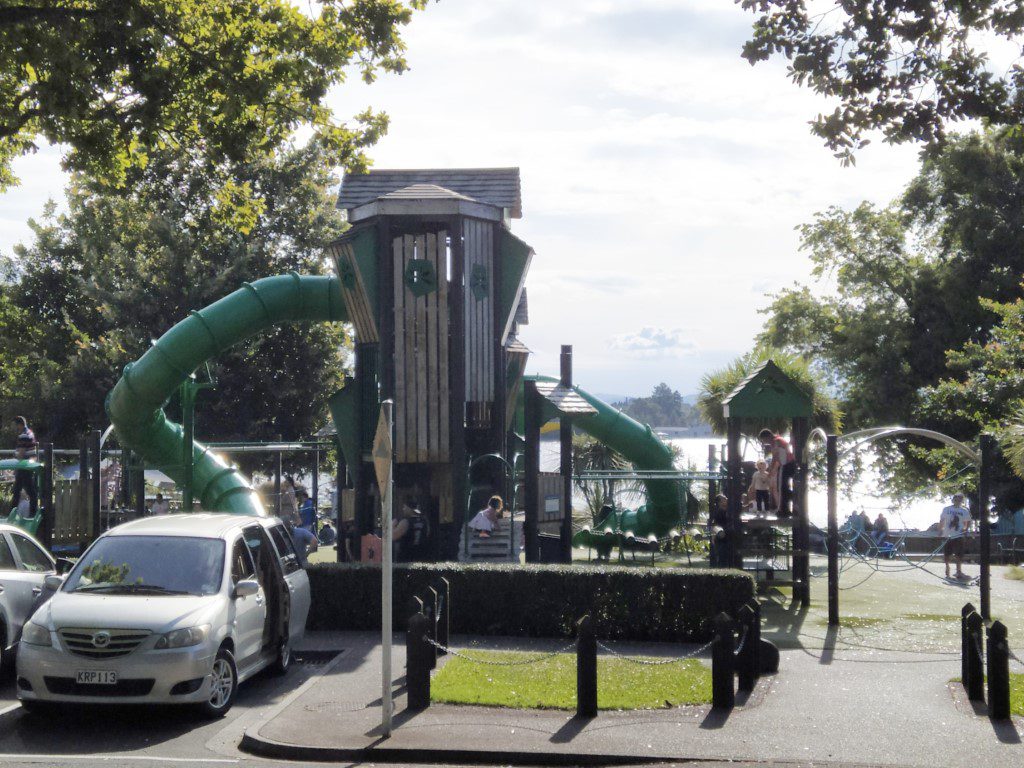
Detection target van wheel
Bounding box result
[271,637,291,675]
[195,647,237,719]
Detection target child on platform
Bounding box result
[748,460,772,515]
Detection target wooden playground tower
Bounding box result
[326,169,535,559]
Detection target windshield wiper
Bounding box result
[74,584,132,593]
[125,584,192,595]
[73,583,192,595]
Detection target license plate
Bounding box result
[76,670,117,685]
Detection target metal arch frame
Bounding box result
[802,425,979,465]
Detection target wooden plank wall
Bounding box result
[538,472,565,523]
[52,478,93,547]
[463,219,494,409]
[329,242,379,343]
[393,231,450,464]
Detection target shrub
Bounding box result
[306,562,754,642]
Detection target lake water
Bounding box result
[547,435,948,532]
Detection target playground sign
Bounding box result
[373,407,393,498]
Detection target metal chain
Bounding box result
[595,639,713,665]
[733,626,749,657]
[424,637,574,666]
[1007,646,1024,670]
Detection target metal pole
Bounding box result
[41,442,54,548]
[381,400,394,737]
[979,433,993,622]
[274,451,282,519]
[181,380,195,512]
[559,345,574,563]
[826,434,839,626]
[312,447,320,520]
[708,444,717,502]
[90,430,101,537]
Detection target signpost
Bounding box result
[373,401,394,737]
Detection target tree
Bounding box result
[0,0,426,197]
[760,129,1024,430]
[614,383,705,429]
[696,347,841,436]
[1,139,349,454]
[739,0,1024,162]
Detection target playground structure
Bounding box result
[97,168,698,560]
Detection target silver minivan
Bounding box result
[17,514,311,717]
[0,523,66,665]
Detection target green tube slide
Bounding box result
[106,274,347,516]
[524,376,682,548]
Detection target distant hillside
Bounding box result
[612,383,708,429]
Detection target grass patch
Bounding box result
[1005,566,1024,581]
[1013,673,1024,716]
[900,613,956,623]
[431,650,711,710]
[814,616,889,629]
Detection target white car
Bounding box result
[17,514,311,717]
[0,523,66,665]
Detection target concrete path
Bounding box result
[242,559,1024,767]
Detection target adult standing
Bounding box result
[398,497,432,562]
[151,492,170,516]
[939,492,971,580]
[297,488,316,530]
[280,474,298,525]
[11,416,37,516]
[759,429,796,515]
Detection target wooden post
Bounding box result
[89,430,101,538]
[725,418,742,568]
[712,612,735,710]
[491,223,507,462]
[708,444,717,503]
[737,603,756,692]
[966,610,984,702]
[979,434,993,622]
[961,602,975,687]
[78,435,88,541]
[792,416,810,606]
[559,345,574,563]
[987,620,1010,719]
[406,611,431,711]
[826,434,839,626]
[40,443,54,548]
[449,216,468,543]
[524,380,541,563]
[576,615,597,718]
[434,577,450,655]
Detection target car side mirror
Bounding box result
[233,579,260,599]
[55,557,74,575]
[44,574,64,591]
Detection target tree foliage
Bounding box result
[614,383,704,429]
[0,140,349,457]
[0,0,426,195]
[696,347,841,436]
[739,0,1024,162]
[760,129,1024,431]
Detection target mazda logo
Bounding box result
[92,631,111,649]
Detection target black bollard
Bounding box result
[712,612,735,710]
[961,603,975,686]
[736,603,756,692]
[749,600,762,680]
[987,621,1010,720]
[434,577,450,656]
[966,610,985,702]
[576,615,597,718]
[406,612,431,711]
[426,586,439,670]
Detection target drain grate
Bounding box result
[293,649,344,665]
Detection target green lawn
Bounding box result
[1012,673,1024,716]
[430,650,711,710]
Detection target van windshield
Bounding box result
[64,536,225,596]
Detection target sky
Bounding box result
[0,0,925,399]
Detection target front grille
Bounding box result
[58,628,151,659]
[44,677,154,697]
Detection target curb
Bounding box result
[0,702,20,727]
[239,731,695,766]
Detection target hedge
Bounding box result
[305,562,754,642]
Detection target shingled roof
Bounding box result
[338,168,522,218]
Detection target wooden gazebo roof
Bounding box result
[721,359,812,419]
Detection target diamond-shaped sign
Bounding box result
[373,402,393,499]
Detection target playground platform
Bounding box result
[246,561,1024,767]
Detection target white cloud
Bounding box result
[608,326,698,359]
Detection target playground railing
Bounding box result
[960,602,1016,720]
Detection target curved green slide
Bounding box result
[525,375,682,548]
[106,274,347,516]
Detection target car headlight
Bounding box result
[21,622,51,647]
[154,625,210,650]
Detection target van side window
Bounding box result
[231,538,256,582]
[269,524,301,575]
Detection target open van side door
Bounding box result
[267,522,311,644]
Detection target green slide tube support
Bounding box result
[522,375,682,547]
[106,273,348,516]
